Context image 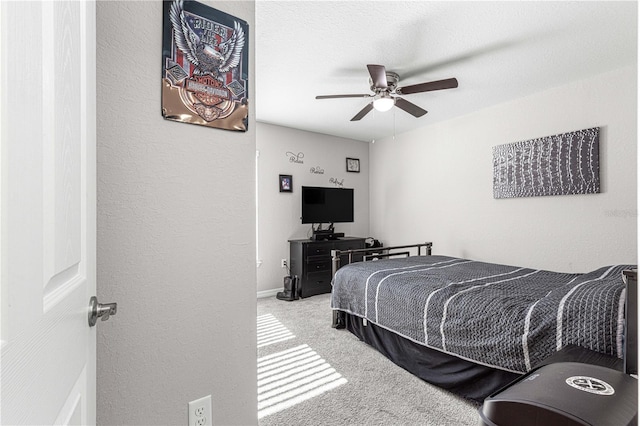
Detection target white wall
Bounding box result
[370,66,637,272]
[96,2,256,425]
[256,123,369,295]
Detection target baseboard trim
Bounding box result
[257,288,280,299]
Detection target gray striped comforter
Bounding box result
[330,255,634,373]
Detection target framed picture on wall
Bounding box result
[346,158,360,173]
[279,174,293,192]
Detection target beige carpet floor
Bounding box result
[257,293,481,425]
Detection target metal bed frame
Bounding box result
[330,243,637,378]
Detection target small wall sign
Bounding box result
[329,177,344,187]
[286,151,304,164]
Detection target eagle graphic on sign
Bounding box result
[162,0,248,130]
[169,0,245,82]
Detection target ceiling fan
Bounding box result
[315,64,458,121]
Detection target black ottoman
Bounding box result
[479,362,637,426]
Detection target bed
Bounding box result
[330,242,637,402]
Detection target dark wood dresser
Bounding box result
[289,237,366,298]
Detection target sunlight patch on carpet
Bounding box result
[257,314,295,348]
[257,344,347,419]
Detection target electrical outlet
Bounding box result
[188,395,212,426]
[281,259,287,268]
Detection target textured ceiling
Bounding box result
[255,1,637,142]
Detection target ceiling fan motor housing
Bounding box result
[370,71,399,93]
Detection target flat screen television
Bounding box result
[301,186,354,224]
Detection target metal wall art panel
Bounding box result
[162,0,249,131]
[493,127,600,199]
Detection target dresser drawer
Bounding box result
[304,244,334,257]
[306,259,331,273]
[300,271,332,298]
[305,270,332,285]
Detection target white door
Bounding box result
[1,1,97,424]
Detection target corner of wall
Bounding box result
[256,123,370,294]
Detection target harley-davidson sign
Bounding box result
[162,0,249,131]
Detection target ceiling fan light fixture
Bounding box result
[373,94,394,112]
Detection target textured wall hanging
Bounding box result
[493,127,600,199]
[162,0,249,131]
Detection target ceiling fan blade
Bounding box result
[350,103,374,121]
[394,97,428,118]
[397,78,458,95]
[367,64,388,90]
[316,94,370,99]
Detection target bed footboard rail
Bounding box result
[331,242,432,278]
